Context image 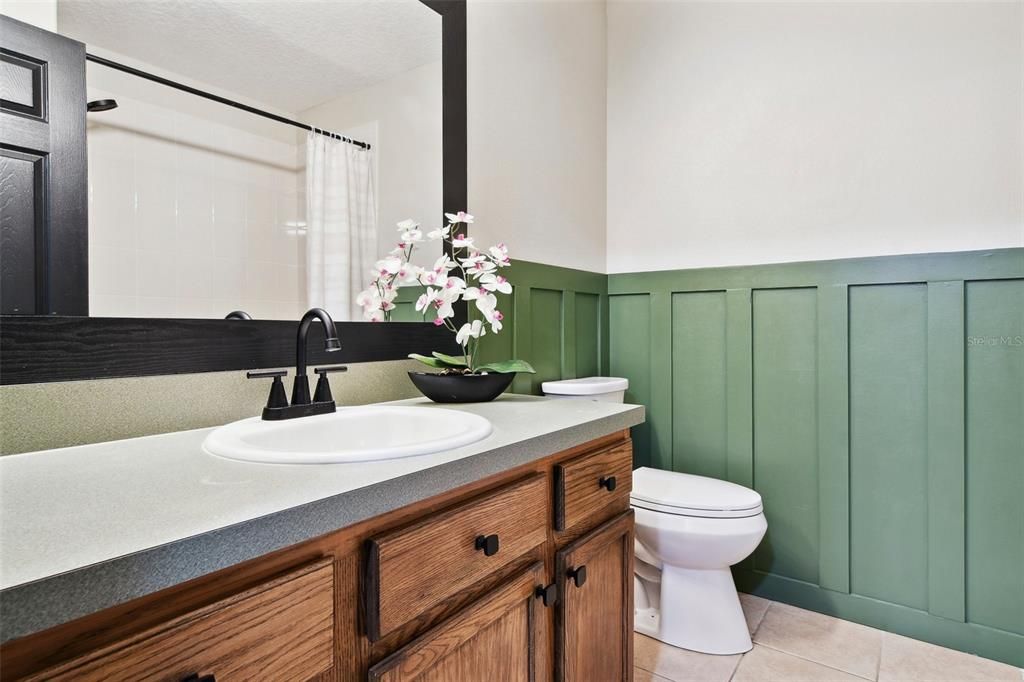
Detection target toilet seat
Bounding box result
[630,467,763,519]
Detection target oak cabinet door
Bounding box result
[369,562,546,682]
[556,511,635,682]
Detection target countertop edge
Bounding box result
[0,405,644,643]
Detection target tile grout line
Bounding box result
[875,633,884,681]
[751,641,877,681]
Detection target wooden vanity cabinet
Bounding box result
[1,431,635,681]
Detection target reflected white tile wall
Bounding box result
[87,87,308,320]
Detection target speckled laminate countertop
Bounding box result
[0,394,644,643]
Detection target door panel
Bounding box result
[369,562,545,682]
[556,511,634,682]
[0,16,88,314]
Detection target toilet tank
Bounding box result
[541,377,629,403]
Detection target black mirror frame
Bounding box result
[0,0,466,385]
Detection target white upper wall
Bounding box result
[606,1,1024,274]
[467,0,607,272]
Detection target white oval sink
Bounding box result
[203,406,492,464]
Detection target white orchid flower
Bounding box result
[452,233,474,249]
[440,276,467,300]
[488,243,511,267]
[373,256,402,277]
[480,273,512,294]
[474,292,498,318]
[445,211,474,225]
[434,299,455,320]
[400,228,423,243]
[460,253,486,266]
[462,286,482,301]
[488,310,504,334]
[455,319,485,345]
[396,264,423,285]
[432,254,457,272]
[427,225,451,240]
[356,287,380,310]
[466,259,497,278]
[396,219,419,231]
[415,288,439,313]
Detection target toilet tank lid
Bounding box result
[541,376,628,395]
[631,467,762,512]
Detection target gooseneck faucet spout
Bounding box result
[292,307,341,405]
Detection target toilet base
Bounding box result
[636,565,752,655]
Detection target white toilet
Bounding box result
[631,467,767,655]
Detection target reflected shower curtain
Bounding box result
[305,132,376,321]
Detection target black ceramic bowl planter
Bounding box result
[407,354,534,403]
[407,371,516,403]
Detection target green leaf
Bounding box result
[431,351,468,367]
[408,353,448,369]
[474,359,536,374]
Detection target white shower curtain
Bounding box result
[305,132,377,321]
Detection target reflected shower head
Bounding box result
[87,99,118,112]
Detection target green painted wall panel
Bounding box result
[849,284,929,610]
[575,292,601,378]
[670,291,727,478]
[926,281,966,622]
[610,294,654,468]
[529,288,563,393]
[752,288,820,584]
[965,279,1024,636]
[816,284,850,593]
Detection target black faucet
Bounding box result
[292,307,342,405]
[247,307,346,420]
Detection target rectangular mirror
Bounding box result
[31,0,442,321]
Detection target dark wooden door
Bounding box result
[368,562,546,682]
[1,15,87,315]
[556,511,635,682]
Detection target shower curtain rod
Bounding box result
[86,53,372,150]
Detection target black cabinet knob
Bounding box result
[535,583,558,607]
[567,565,587,588]
[475,534,500,557]
[599,476,617,491]
[181,674,215,682]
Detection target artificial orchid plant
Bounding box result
[356,212,535,376]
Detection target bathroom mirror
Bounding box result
[0,1,466,384]
[55,0,442,322]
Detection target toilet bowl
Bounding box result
[631,467,767,655]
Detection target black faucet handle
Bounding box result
[314,365,348,375]
[313,366,346,403]
[247,370,289,409]
[247,369,287,379]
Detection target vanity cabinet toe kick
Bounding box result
[0,432,635,682]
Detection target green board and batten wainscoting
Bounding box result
[608,248,1024,667]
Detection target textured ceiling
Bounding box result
[57,0,442,113]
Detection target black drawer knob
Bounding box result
[475,534,500,557]
[182,674,215,682]
[568,565,587,588]
[599,476,617,491]
[535,583,558,607]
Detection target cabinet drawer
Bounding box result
[554,441,633,531]
[30,559,335,682]
[366,474,548,640]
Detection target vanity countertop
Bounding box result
[0,394,643,643]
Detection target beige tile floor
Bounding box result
[633,594,1023,682]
